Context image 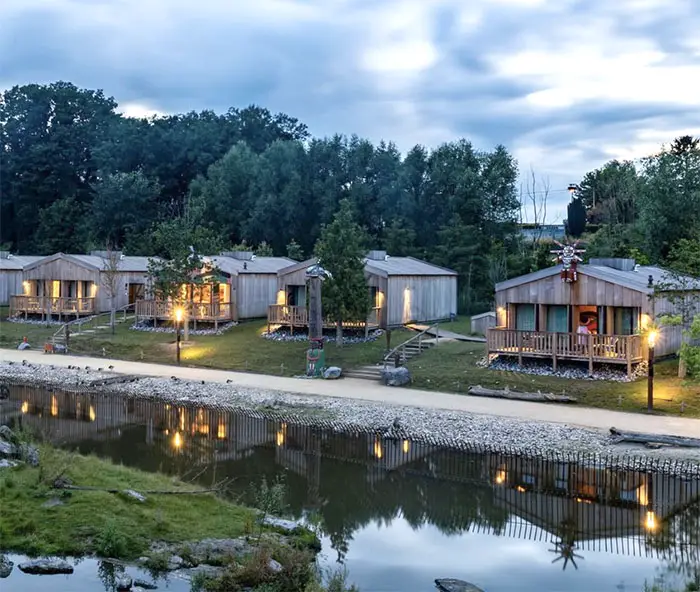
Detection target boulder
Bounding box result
[267,559,283,573]
[133,579,158,590]
[0,459,19,469]
[123,489,147,503]
[323,366,342,379]
[0,556,13,578]
[0,440,15,457]
[0,425,15,442]
[116,575,133,590]
[18,558,74,575]
[435,578,485,592]
[380,366,411,387]
[261,516,303,534]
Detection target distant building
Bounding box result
[519,224,566,242]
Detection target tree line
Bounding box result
[3,82,700,315]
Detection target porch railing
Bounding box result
[267,304,382,329]
[10,295,96,316]
[487,328,643,369]
[135,300,233,322]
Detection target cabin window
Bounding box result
[614,307,639,335]
[546,306,568,333]
[369,286,378,308]
[287,285,306,307]
[51,280,61,298]
[515,304,536,331]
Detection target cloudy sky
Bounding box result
[3,0,700,222]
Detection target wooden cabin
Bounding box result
[0,252,43,306]
[268,250,458,331]
[134,251,294,326]
[488,258,700,375]
[8,251,153,320]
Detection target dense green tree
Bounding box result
[314,200,371,346]
[285,239,304,261]
[33,197,90,254]
[90,171,161,247]
[666,238,700,277]
[565,197,587,237]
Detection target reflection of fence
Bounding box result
[2,380,700,563]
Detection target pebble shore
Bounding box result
[1,361,699,468]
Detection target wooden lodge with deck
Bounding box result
[134,251,294,327]
[0,251,43,306]
[268,250,458,332]
[488,257,700,376]
[8,251,153,321]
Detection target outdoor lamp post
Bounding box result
[647,329,658,413]
[175,307,184,365]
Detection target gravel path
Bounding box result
[2,360,700,469]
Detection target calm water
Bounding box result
[1,384,699,592]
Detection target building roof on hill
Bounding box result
[209,255,294,275]
[0,255,44,270]
[277,254,457,277]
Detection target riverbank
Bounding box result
[3,356,700,469]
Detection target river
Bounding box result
[1,383,699,592]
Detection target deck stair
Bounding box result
[48,305,136,353]
[343,323,440,381]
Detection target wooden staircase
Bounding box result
[49,304,136,353]
[343,324,439,381]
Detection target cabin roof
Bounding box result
[495,264,700,294]
[277,256,457,278]
[0,255,44,270]
[365,256,457,277]
[210,255,294,275]
[23,253,155,273]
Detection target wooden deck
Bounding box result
[10,295,96,319]
[135,300,233,324]
[267,304,381,332]
[487,328,644,376]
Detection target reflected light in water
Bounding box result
[637,483,649,506]
[374,439,383,459]
[51,395,58,417]
[276,423,287,447]
[21,401,28,414]
[645,510,657,532]
[89,405,96,422]
[515,485,526,493]
[402,440,409,454]
[217,422,226,439]
[494,469,506,485]
[173,432,183,450]
[179,410,185,431]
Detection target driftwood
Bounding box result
[610,427,700,449]
[467,385,577,404]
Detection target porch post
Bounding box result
[627,337,632,378]
[517,331,523,366]
[552,333,558,371]
[588,333,594,376]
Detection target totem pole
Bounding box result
[305,262,331,377]
[550,240,585,283]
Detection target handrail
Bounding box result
[383,322,439,366]
[51,303,136,343]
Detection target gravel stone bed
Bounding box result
[130,321,237,336]
[1,362,699,470]
[481,356,649,382]
[261,328,384,344]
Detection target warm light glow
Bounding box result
[175,307,184,323]
[637,483,649,506]
[575,497,593,505]
[402,439,410,454]
[402,287,412,324]
[90,283,98,297]
[51,395,58,417]
[89,405,96,422]
[645,510,657,532]
[217,422,226,439]
[22,281,30,295]
[276,290,286,305]
[494,469,507,485]
[276,423,287,447]
[173,432,183,449]
[515,485,526,493]
[21,401,28,414]
[647,329,658,348]
[376,290,385,309]
[496,306,507,327]
[374,439,383,459]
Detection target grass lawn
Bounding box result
[407,340,700,418]
[0,310,408,376]
[0,444,255,559]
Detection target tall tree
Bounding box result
[314,199,371,346]
[565,198,587,237]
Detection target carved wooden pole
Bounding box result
[307,272,323,342]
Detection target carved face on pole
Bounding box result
[550,240,585,283]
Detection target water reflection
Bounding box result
[2,383,700,589]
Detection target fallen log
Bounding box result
[467,385,577,404]
[610,427,700,449]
